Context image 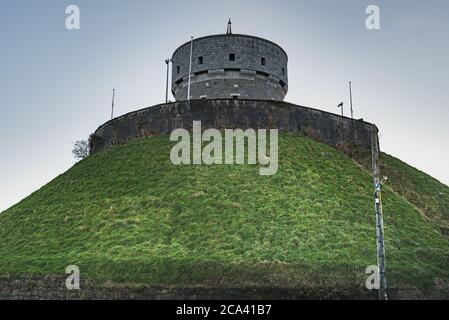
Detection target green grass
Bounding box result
[380,153,449,237]
[355,149,449,239]
[0,134,448,290]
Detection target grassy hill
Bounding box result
[355,150,449,239]
[0,134,448,294]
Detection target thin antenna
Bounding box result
[187,36,194,101]
[111,89,115,120]
[349,81,354,119]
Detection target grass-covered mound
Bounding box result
[0,134,448,291]
[379,153,449,238]
[355,149,449,239]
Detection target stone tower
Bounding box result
[171,22,288,101]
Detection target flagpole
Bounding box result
[111,89,115,120]
[165,59,171,103]
[187,36,194,101]
[349,81,354,119]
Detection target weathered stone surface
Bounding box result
[1,275,447,300]
[171,34,288,101]
[90,99,377,155]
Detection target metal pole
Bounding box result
[349,81,354,119]
[187,36,194,101]
[338,102,344,117]
[371,127,388,300]
[111,89,115,120]
[165,59,170,103]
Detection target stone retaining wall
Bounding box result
[1,275,448,300]
[90,99,377,155]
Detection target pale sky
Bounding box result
[1,0,448,212]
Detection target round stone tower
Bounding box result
[171,21,288,101]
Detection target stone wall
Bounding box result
[1,275,447,300]
[171,34,288,101]
[173,69,287,101]
[90,99,377,155]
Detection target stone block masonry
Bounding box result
[171,34,288,101]
[1,275,446,300]
[90,99,377,155]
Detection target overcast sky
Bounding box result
[1,0,448,212]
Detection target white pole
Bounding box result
[187,36,194,101]
[165,59,170,103]
[111,89,115,120]
[371,128,388,300]
[349,81,354,119]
